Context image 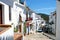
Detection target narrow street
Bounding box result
[24,32,52,40]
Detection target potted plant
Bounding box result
[24,22,26,36]
[14,27,18,32]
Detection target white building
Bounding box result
[0,0,26,40]
[31,13,46,33]
[49,11,56,35]
[13,1,26,33]
[0,0,14,40]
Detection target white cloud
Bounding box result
[34,7,56,11]
[33,7,56,15]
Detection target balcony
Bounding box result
[0,24,11,34]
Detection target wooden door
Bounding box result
[0,5,2,24]
[19,25,21,32]
[19,15,22,32]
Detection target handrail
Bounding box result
[0,24,11,27]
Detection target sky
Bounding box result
[25,0,56,15]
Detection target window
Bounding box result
[19,0,24,4]
[41,21,44,24]
[9,6,11,21]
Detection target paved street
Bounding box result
[24,32,52,40]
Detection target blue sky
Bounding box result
[25,0,56,15]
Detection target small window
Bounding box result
[19,0,24,4]
[41,21,44,24]
[9,6,11,21]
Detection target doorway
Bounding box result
[0,4,2,24]
[19,15,22,32]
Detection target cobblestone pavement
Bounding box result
[24,32,52,40]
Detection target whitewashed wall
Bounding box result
[56,0,60,40]
[0,0,26,39]
[52,15,56,34]
[31,13,36,31]
[11,2,26,27]
[31,13,43,31]
[49,13,56,34]
[0,1,12,24]
[0,0,14,40]
[36,20,41,30]
[13,2,26,34]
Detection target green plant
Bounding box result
[24,22,26,34]
[14,27,18,32]
[30,24,33,29]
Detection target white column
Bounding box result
[56,1,60,40]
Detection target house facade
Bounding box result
[0,0,26,40]
[0,0,14,40]
[25,7,33,35]
[13,1,26,33]
[31,13,46,33]
[49,11,56,35]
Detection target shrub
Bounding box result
[14,27,18,32]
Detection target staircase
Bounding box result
[0,24,13,40]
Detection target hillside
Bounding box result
[37,13,49,23]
